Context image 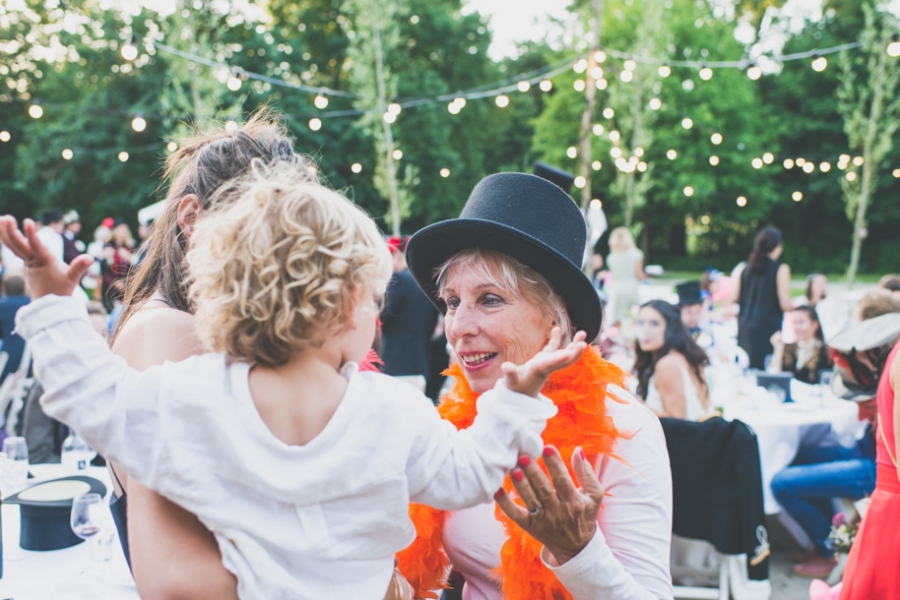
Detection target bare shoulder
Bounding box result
[890,345,900,391]
[113,307,205,370]
[655,353,686,376]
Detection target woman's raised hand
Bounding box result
[0,216,94,299]
[495,444,604,565]
[501,327,587,398]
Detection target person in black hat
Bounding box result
[676,280,704,339]
[401,172,673,599]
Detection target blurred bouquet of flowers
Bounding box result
[827,512,859,555]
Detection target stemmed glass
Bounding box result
[71,493,113,562]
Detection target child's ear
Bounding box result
[176,194,203,239]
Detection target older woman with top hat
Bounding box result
[397,173,673,599]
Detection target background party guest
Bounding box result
[606,226,646,325]
[732,226,793,370]
[0,272,29,383]
[769,306,832,384]
[634,299,711,421]
[100,220,135,311]
[676,281,704,338]
[855,287,900,321]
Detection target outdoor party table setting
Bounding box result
[0,461,138,600]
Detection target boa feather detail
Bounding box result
[396,349,628,600]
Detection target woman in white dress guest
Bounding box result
[635,300,712,421]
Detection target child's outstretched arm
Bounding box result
[1,216,179,494]
[405,330,586,511]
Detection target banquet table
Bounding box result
[0,465,138,600]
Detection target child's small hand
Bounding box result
[0,216,94,299]
[501,327,587,397]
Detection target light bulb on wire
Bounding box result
[889,35,900,58]
[619,70,634,83]
[811,55,828,72]
[314,93,329,109]
[495,94,510,108]
[131,115,147,132]
[711,132,723,145]
[517,80,531,92]
[308,118,322,131]
[28,103,43,119]
[649,98,662,110]
[0,131,9,142]
[226,71,244,91]
[61,148,73,160]
[388,103,402,116]
[747,64,762,80]
[539,80,552,92]
[699,65,713,80]
[658,64,671,78]
[121,37,138,61]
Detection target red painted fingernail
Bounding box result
[579,448,586,460]
[543,446,554,458]
[518,456,531,468]
[494,488,504,500]
[512,469,524,482]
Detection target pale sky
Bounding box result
[464,0,570,60]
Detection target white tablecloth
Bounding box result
[0,466,138,600]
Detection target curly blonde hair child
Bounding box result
[187,162,392,367]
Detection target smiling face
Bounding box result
[792,309,819,342]
[441,261,556,394]
[636,305,667,352]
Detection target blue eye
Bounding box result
[482,294,503,306]
[445,297,460,310]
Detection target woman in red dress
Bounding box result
[841,327,900,598]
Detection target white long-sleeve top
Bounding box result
[443,387,674,599]
[17,295,558,600]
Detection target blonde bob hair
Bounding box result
[187,163,392,366]
[608,226,636,254]
[434,249,572,341]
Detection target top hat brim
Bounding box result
[407,218,601,342]
[830,371,878,403]
[6,475,107,507]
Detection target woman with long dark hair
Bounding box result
[769,305,832,384]
[634,299,711,420]
[731,226,793,369]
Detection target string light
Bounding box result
[590,66,604,80]
[649,98,662,110]
[853,156,864,166]
[592,160,602,170]
[574,80,586,91]
[610,147,623,158]
[308,117,322,131]
[792,191,803,201]
[440,168,451,178]
[637,161,648,172]
[517,80,531,92]
[889,35,900,57]
[61,148,73,160]
[495,94,510,107]
[393,149,403,160]
[351,162,362,173]
[624,60,636,71]
[620,70,634,82]
[762,152,774,164]
[667,149,678,160]
[314,93,329,109]
[574,59,588,74]
[592,124,605,136]
[681,118,693,129]
[811,55,828,72]
[683,186,694,196]
[386,101,401,115]
[840,154,851,163]
[747,64,762,80]
[609,130,621,142]
[846,171,858,181]
[752,157,763,169]
[783,158,795,169]
[539,80,553,92]
[634,147,644,157]
[796,158,807,166]
[709,155,720,166]
[567,146,578,159]
[737,196,748,207]
[893,168,900,178]
[596,78,608,90]
[121,37,138,61]
[590,199,603,210]
[699,66,713,80]
[711,132,723,145]
[574,176,587,188]
[28,104,43,119]
[0,131,9,142]
[131,115,147,132]
[118,151,129,162]
[383,112,396,123]
[803,162,815,173]
[226,72,243,91]
[594,51,607,63]
[447,97,466,114]
[820,162,832,172]
[167,141,178,152]
[603,108,615,119]
[658,64,671,77]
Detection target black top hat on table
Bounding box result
[5,475,107,551]
[406,172,601,342]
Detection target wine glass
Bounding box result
[62,432,97,471]
[71,493,112,562]
[2,436,29,492]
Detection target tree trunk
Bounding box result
[374,27,401,236]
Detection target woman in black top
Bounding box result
[731,226,794,369]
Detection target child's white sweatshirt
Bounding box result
[17,295,556,600]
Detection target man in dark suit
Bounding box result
[380,237,440,385]
[0,273,31,382]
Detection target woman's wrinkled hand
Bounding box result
[501,327,587,398]
[0,216,93,299]
[494,444,604,566]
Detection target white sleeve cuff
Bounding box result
[540,528,642,600]
[15,294,88,339]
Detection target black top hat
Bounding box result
[5,475,107,551]
[532,162,575,195]
[406,172,601,341]
[676,281,703,306]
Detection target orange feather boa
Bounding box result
[396,348,628,600]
